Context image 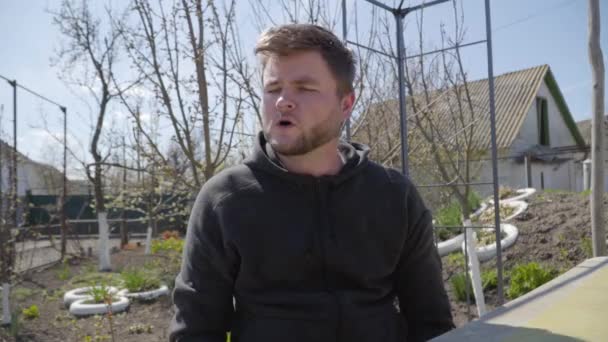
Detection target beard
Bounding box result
[264,112,344,156]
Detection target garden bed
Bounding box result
[0,245,180,341]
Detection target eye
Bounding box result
[265,87,280,94]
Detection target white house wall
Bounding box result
[510,80,576,152]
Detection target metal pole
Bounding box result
[342,0,352,141]
[484,0,504,304]
[9,80,17,233]
[395,12,409,176]
[121,136,128,247]
[525,154,532,188]
[60,106,68,259]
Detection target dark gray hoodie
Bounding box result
[170,133,454,342]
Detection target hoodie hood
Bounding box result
[244,132,370,186]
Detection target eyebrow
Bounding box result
[264,76,321,88]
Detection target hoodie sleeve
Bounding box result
[169,187,236,342]
[395,180,455,341]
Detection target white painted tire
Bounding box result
[436,203,488,257]
[462,224,519,262]
[116,285,169,301]
[487,188,537,204]
[503,200,528,221]
[437,234,464,256]
[502,188,536,202]
[69,296,130,316]
[63,286,119,308]
[476,200,528,223]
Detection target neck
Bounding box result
[277,139,344,177]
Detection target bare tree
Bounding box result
[588,0,606,256]
[51,0,125,271]
[115,0,247,193]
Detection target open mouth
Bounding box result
[278,119,294,127]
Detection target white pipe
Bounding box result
[464,220,487,317]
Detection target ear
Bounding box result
[340,92,356,120]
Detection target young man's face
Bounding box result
[261,50,354,156]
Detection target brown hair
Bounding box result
[255,24,356,96]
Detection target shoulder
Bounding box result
[363,160,415,191]
[195,164,260,209]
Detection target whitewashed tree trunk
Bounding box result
[145,226,153,255]
[2,282,9,325]
[98,212,112,271]
[464,219,487,317]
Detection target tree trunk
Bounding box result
[588,0,606,256]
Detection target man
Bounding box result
[170,24,454,342]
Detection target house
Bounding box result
[0,139,89,196]
[352,65,593,198]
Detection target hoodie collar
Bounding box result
[245,132,369,186]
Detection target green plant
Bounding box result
[579,189,592,196]
[121,268,161,292]
[57,261,72,281]
[507,262,556,299]
[581,237,593,258]
[21,304,40,320]
[451,273,474,302]
[445,253,465,269]
[435,191,482,229]
[86,284,113,304]
[481,269,498,291]
[151,237,184,254]
[435,202,462,227]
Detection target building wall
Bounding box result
[510,80,576,153]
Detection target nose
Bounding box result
[276,93,296,112]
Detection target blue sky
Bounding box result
[0,0,606,177]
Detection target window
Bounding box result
[536,97,550,146]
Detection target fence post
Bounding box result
[525,154,532,188]
[583,159,592,190]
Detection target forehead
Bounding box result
[262,51,334,84]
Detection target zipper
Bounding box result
[316,179,341,342]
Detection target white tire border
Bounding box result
[436,203,488,257]
[116,285,169,301]
[69,296,130,316]
[63,286,119,308]
[462,223,519,262]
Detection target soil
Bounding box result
[442,190,608,327]
[0,248,175,342]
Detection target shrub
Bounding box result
[581,237,593,258]
[482,269,498,291]
[435,191,482,229]
[151,237,184,254]
[21,305,39,320]
[507,262,556,299]
[451,273,474,302]
[56,262,72,281]
[121,268,161,292]
[435,202,462,227]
